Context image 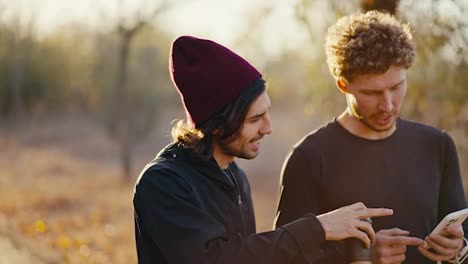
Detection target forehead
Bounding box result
[246,91,270,117]
[350,65,407,90]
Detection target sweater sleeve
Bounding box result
[275,146,342,263]
[438,133,468,236]
[276,146,323,227]
[133,167,326,264]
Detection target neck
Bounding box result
[212,143,234,169]
[337,109,396,140]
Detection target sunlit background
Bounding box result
[1,0,467,263]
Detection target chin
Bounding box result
[363,116,396,132]
[371,122,395,132]
[240,151,259,160]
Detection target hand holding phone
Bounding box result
[424,208,468,249]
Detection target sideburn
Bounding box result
[347,95,363,120]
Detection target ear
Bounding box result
[336,79,349,94]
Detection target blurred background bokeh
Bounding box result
[0,0,467,263]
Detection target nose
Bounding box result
[378,91,393,112]
[260,113,272,135]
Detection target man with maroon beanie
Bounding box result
[133,35,393,264]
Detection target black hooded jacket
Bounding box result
[133,143,326,264]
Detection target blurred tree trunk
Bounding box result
[361,0,399,14]
[110,2,170,180]
[7,15,32,123]
[116,22,145,180]
[9,33,25,122]
[7,14,35,123]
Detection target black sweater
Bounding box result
[276,118,467,264]
[133,143,326,264]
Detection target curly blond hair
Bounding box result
[325,11,415,83]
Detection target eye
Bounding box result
[391,84,401,91]
[250,117,260,123]
[362,90,378,95]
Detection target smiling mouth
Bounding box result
[249,137,263,143]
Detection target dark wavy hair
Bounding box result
[171,78,266,158]
[325,10,415,83]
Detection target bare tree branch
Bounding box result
[99,0,174,179]
[295,0,315,42]
[231,3,273,49]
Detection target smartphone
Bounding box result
[423,208,468,249]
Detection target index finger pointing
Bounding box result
[379,236,424,246]
[394,236,424,246]
[358,208,393,219]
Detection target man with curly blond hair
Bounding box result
[276,11,468,264]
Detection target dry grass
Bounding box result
[0,110,289,263]
[0,111,287,263]
[0,117,137,264]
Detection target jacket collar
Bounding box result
[157,143,238,191]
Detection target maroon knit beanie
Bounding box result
[169,36,262,127]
